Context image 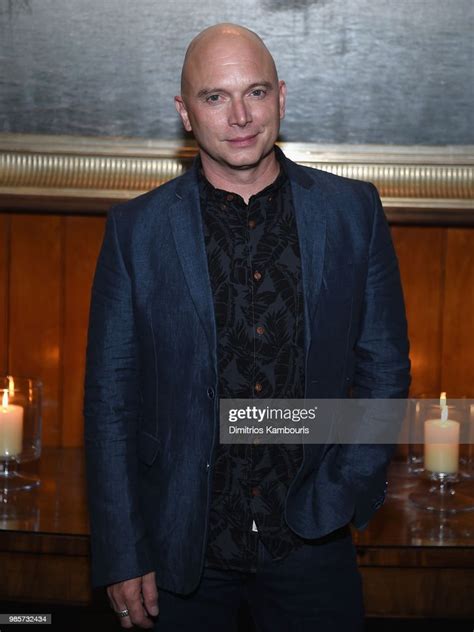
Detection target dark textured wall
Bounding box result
[0,0,472,144]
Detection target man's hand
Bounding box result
[107,571,159,629]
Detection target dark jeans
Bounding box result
[154,528,364,631]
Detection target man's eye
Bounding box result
[251,89,266,97]
[206,94,221,103]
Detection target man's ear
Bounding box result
[175,96,193,132]
[278,80,287,120]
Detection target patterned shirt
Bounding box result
[199,148,306,572]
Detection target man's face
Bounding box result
[175,35,286,174]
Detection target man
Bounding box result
[84,23,410,631]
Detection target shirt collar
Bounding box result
[198,146,288,204]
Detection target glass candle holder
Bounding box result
[409,398,474,513]
[459,402,474,481]
[406,392,443,475]
[0,376,42,492]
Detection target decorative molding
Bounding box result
[0,134,472,223]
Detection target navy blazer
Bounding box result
[84,153,410,593]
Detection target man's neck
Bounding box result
[200,150,280,204]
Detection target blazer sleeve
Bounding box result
[83,208,154,588]
[337,184,411,527]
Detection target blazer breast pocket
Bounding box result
[315,263,354,350]
[137,429,160,467]
[322,262,354,300]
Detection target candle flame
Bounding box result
[7,375,14,398]
[2,389,8,410]
[440,392,447,408]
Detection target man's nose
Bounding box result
[228,98,252,126]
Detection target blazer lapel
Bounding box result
[167,169,217,359]
[166,155,328,366]
[286,158,327,356]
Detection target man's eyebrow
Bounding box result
[196,82,274,99]
[248,81,274,91]
[197,88,221,99]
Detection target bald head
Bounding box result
[180,23,278,96]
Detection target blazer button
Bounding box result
[207,387,215,399]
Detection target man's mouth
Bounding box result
[226,134,258,147]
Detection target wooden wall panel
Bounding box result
[391,227,444,397]
[62,217,105,447]
[0,215,472,449]
[441,228,474,397]
[0,214,8,374]
[9,216,62,447]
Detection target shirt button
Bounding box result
[253,270,262,281]
[220,203,227,210]
[256,326,265,335]
[251,487,261,497]
[254,382,263,393]
[248,219,257,229]
[226,194,234,201]
[207,387,215,399]
[268,195,272,202]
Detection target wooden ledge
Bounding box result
[0,134,473,223]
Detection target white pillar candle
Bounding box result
[424,394,460,474]
[0,389,24,457]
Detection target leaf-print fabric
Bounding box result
[199,149,306,572]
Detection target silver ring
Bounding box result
[116,608,130,618]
